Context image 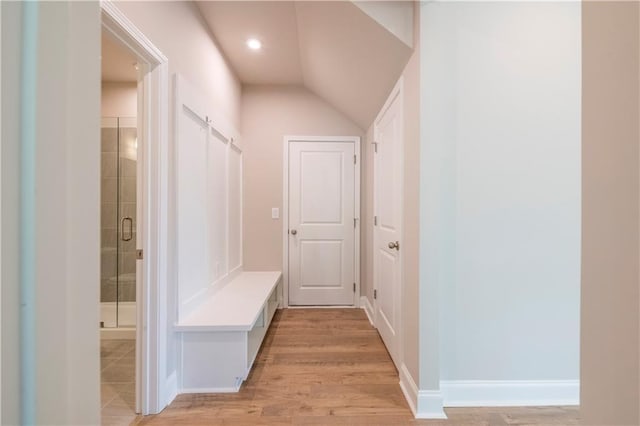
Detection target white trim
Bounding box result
[354,137,361,309]
[282,135,361,308]
[282,140,288,307]
[0,2,3,420]
[360,296,375,326]
[416,390,447,419]
[399,364,447,419]
[101,1,169,416]
[180,387,239,394]
[440,380,580,407]
[287,305,356,310]
[399,364,418,416]
[164,371,178,407]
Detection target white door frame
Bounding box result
[372,78,404,367]
[282,136,361,308]
[101,1,169,415]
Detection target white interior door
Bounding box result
[288,140,357,306]
[373,87,403,367]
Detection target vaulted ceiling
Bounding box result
[196,1,414,129]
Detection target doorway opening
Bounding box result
[100,1,169,417]
[100,30,139,425]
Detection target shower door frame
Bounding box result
[102,1,169,416]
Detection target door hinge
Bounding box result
[374,216,378,226]
[372,141,378,153]
[374,289,377,299]
[353,283,356,293]
[354,154,357,165]
[354,218,357,228]
[136,249,144,260]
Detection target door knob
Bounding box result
[388,241,399,250]
[291,229,297,235]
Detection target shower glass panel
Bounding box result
[101,117,137,329]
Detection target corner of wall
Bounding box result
[399,364,447,420]
[359,296,374,326]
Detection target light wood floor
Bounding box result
[135,309,579,425]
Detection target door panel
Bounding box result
[289,141,356,306]
[377,249,396,331]
[374,89,403,368]
[300,240,343,288]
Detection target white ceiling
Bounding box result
[196,1,413,129]
[101,31,138,83]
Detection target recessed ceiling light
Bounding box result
[246,38,262,50]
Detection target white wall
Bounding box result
[241,85,363,271]
[420,0,581,401]
[101,82,137,117]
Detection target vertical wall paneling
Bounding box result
[228,144,243,273]
[209,128,229,283]
[176,107,209,309]
[175,74,242,320]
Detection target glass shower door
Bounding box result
[100,117,137,329]
[101,118,119,328]
[117,117,137,327]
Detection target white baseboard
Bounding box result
[417,390,447,419]
[399,364,418,416]
[180,386,239,394]
[360,296,374,326]
[441,380,580,407]
[165,371,178,408]
[399,364,447,419]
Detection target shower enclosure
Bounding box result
[101,117,137,329]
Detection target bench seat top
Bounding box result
[175,271,282,332]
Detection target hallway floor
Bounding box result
[135,309,579,425]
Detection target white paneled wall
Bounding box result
[175,75,242,320]
[208,128,229,282]
[228,146,243,272]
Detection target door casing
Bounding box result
[101,1,169,415]
[282,136,361,308]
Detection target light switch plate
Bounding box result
[272,208,279,219]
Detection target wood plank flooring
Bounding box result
[135,309,579,425]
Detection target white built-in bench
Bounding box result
[174,271,282,393]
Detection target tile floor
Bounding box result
[101,339,136,426]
